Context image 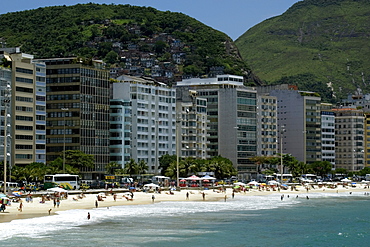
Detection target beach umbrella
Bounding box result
[143,183,160,188]
[234,182,246,186]
[12,191,22,197]
[185,175,202,180]
[47,187,67,193]
[248,181,260,186]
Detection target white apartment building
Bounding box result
[321,103,335,168]
[110,75,176,174]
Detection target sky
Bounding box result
[0,0,301,40]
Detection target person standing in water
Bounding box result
[87,212,90,220]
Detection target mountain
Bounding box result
[235,0,370,102]
[0,3,261,85]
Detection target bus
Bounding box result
[44,174,80,190]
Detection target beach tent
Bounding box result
[201,175,216,180]
[234,182,246,186]
[185,175,202,180]
[248,181,259,186]
[47,187,67,193]
[143,183,160,188]
[341,178,352,182]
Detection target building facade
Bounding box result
[175,88,209,160]
[111,75,176,174]
[269,89,322,164]
[1,48,47,168]
[321,103,335,169]
[36,57,110,180]
[333,108,364,171]
[177,75,258,180]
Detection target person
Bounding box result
[186,192,189,200]
[113,194,117,201]
[1,204,6,212]
[18,201,23,212]
[202,192,205,201]
[48,209,52,215]
[95,200,98,208]
[53,198,56,208]
[224,195,227,202]
[87,212,90,220]
[152,195,155,203]
[281,194,284,201]
[232,191,235,199]
[56,198,60,208]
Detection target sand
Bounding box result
[1,184,369,223]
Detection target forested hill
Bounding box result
[0,3,260,85]
[235,0,370,102]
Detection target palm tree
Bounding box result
[124,159,138,176]
[137,160,148,175]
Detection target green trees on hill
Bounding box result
[0,3,252,81]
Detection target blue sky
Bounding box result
[0,0,301,40]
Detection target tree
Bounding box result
[308,161,332,177]
[64,150,94,170]
[137,160,148,175]
[159,154,176,176]
[105,162,121,175]
[124,159,138,176]
[104,50,118,64]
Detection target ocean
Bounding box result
[1,191,369,247]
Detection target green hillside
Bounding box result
[0,3,259,84]
[235,0,370,102]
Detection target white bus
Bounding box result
[44,174,80,190]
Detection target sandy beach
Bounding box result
[1,183,369,224]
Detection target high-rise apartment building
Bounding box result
[256,95,278,157]
[176,88,209,160]
[177,75,258,180]
[110,75,176,174]
[35,57,110,180]
[321,103,335,169]
[269,89,322,164]
[333,108,364,171]
[1,48,46,167]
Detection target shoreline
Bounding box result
[1,185,369,224]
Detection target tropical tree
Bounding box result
[124,158,138,176]
[308,161,332,177]
[105,162,121,175]
[137,160,148,175]
[64,150,94,170]
[159,154,177,176]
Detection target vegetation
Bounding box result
[235,0,370,102]
[0,3,259,83]
[159,155,237,180]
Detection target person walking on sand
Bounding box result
[202,192,205,201]
[186,192,189,200]
[152,195,155,203]
[18,201,23,212]
[95,200,98,208]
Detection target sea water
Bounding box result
[1,192,370,247]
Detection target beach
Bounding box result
[1,183,369,224]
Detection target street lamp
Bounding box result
[3,84,11,194]
[61,108,69,173]
[176,113,181,188]
[280,125,285,183]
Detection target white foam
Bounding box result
[1,192,360,240]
